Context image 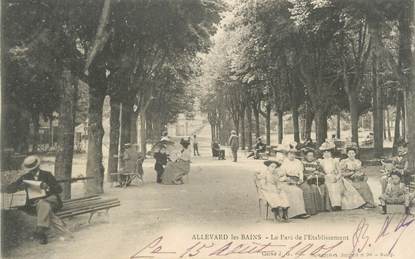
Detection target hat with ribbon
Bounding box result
[22,155,41,172]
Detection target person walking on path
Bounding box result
[228,130,239,162]
[193,134,200,156]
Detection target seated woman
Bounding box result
[379,170,411,215]
[212,140,225,160]
[318,142,365,211]
[161,139,191,185]
[339,144,375,208]
[277,148,309,219]
[247,138,267,159]
[301,148,331,214]
[255,160,290,222]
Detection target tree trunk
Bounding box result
[130,111,138,144]
[401,98,406,140]
[314,110,327,145]
[386,107,392,141]
[336,111,341,139]
[121,103,131,146]
[393,94,402,155]
[277,111,283,144]
[247,105,253,150]
[305,109,314,140]
[265,106,271,146]
[372,52,384,157]
[107,97,120,182]
[210,123,216,142]
[292,107,300,143]
[399,0,415,174]
[55,68,77,199]
[348,92,360,144]
[85,69,106,195]
[49,118,54,149]
[140,111,146,155]
[240,110,246,150]
[31,111,40,152]
[253,106,260,138]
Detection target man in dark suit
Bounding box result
[7,155,63,244]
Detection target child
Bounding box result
[393,142,409,185]
[154,146,168,183]
[255,160,290,222]
[379,171,410,215]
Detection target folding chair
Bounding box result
[253,176,270,220]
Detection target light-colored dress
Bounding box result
[161,148,191,185]
[319,158,365,209]
[255,169,289,209]
[339,158,375,207]
[319,158,343,207]
[276,159,307,218]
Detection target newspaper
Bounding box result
[22,180,46,199]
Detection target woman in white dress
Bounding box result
[276,148,309,219]
[318,142,365,210]
[255,160,290,221]
[339,144,375,208]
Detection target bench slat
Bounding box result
[57,202,120,219]
[62,195,100,204]
[57,201,120,215]
[57,199,120,214]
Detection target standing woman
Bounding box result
[339,143,375,208]
[277,147,309,219]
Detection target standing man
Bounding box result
[193,134,200,156]
[228,130,239,162]
[6,155,63,244]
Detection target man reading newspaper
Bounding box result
[6,155,63,244]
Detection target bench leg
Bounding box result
[51,214,73,238]
[88,212,96,224]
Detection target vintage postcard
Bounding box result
[1,0,415,258]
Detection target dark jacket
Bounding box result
[154,152,168,171]
[7,170,63,211]
[228,135,239,150]
[255,142,266,152]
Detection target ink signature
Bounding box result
[130,236,343,258]
[350,214,414,259]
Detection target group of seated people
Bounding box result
[256,140,414,222]
[153,138,192,185]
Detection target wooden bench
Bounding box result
[57,195,121,223]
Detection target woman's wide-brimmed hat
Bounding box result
[264,160,281,167]
[346,142,359,153]
[274,144,289,153]
[390,170,402,178]
[22,155,41,172]
[302,147,316,155]
[231,130,236,134]
[319,141,335,151]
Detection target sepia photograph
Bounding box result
[1,0,415,258]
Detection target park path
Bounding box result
[5,129,410,259]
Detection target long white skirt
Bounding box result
[279,183,307,218]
